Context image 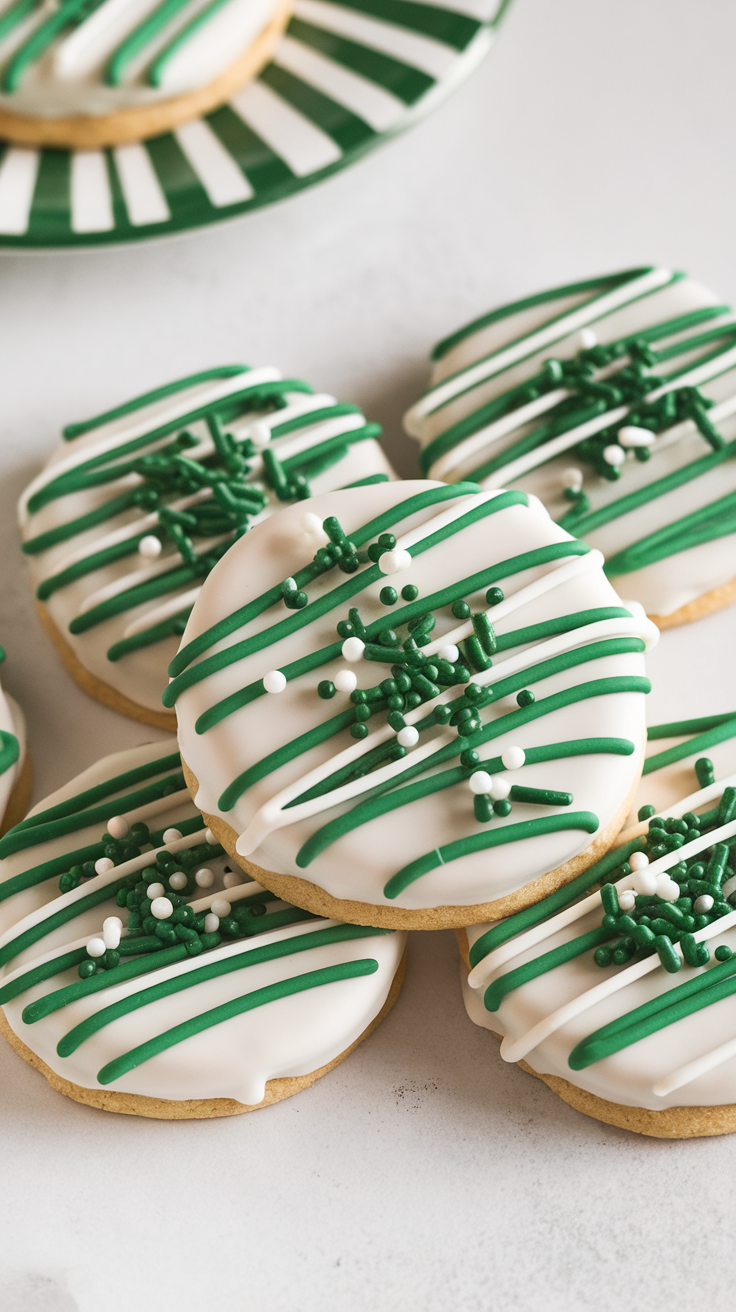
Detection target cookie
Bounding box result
[0,644,30,837]
[0,738,406,1118]
[460,709,736,1137]
[0,0,290,148]
[404,266,736,627]
[20,365,395,728]
[169,478,656,929]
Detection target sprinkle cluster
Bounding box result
[594,763,736,975]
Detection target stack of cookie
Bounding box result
[5,275,736,1138]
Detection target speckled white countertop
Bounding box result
[1,0,735,1307]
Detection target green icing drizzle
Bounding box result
[483,925,614,1012]
[106,0,212,86]
[386,813,599,900]
[0,731,19,778]
[63,367,249,440]
[643,714,736,774]
[56,923,391,1057]
[95,959,379,1086]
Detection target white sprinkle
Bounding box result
[102,916,122,949]
[341,637,365,662]
[94,856,114,876]
[138,534,162,559]
[211,897,231,918]
[578,327,597,350]
[501,745,525,771]
[163,828,182,844]
[223,871,243,888]
[204,913,220,933]
[655,874,680,903]
[617,890,636,912]
[205,828,217,845]
[169,872,187,890]
[438,644,459,664]
[629,850,650,871]
[397,726,419,748]
[195,867,214,888]
[107,815,129,839]
[87,937,106,958]
[603,444,626,468]
[618,425,655,449]
[632,869,658,896]
[469,770,493,795]
[302,511,328,543]
[490,776,512,801]
[334,669,357,694]
[562,466,583,492]
[379,549,412,576]
[146,882,165,900]
[151,896,174,920]
[694,894,714,914]
[248,420,271,449]
[263,669,287,694]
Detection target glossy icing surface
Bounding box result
[406,268,736,619]
[173,479,653,912]
[0,0,279,117]
[0,681,24,829]
[0,738,404,1105]
[463,717,736,1110]
[20,366,394,713]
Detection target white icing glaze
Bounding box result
[405,269,736,619]
[463,723,736,1111]
[20,367,395,715]
[0,0,280,119]
[0,739,405,1106]
[175,479,652,913]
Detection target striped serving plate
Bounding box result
[0,0,509,248]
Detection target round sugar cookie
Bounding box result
[170,478,656,929]
[0,645,30,837]
[20,365,394,729]
[0,0,290,148]
[0,738,405,1118]
[460,709,736,1138]
[404,266,736,628]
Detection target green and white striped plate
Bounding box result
[0,0,509,248]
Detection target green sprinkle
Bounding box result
[695,756,715,787]
[401,585,419,602]
[508,785,572,806]
[638,803,656,821]
[318,680,336,700]
[493,799,512,817]
[516,690,535,707]
[452,600,471,619]
[715,945,733,961]
[485,587,504,606]
[655,935,681,973]
[474,795,493,823]
[350,724,369,740]
[380,587,398,606]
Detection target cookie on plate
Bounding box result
[0,738,405,1118]
[0,0,290,148]
[0,645,30,836]
[20,364,394,729]
[459,709,736,1138]
[169,478,656,929]
[404,266,736,627]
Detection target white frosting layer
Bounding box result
[175,479,652,912]
[0,685,25,830]
[0,739,405,1106]
[406,269,736,619]
[463,726,736,1110]
[0,0,279,118]
[21,367,395,715]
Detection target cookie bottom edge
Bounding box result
[0,948,406,1119]
[36,602,176,732]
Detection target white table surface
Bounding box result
[2,0,736,1307]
